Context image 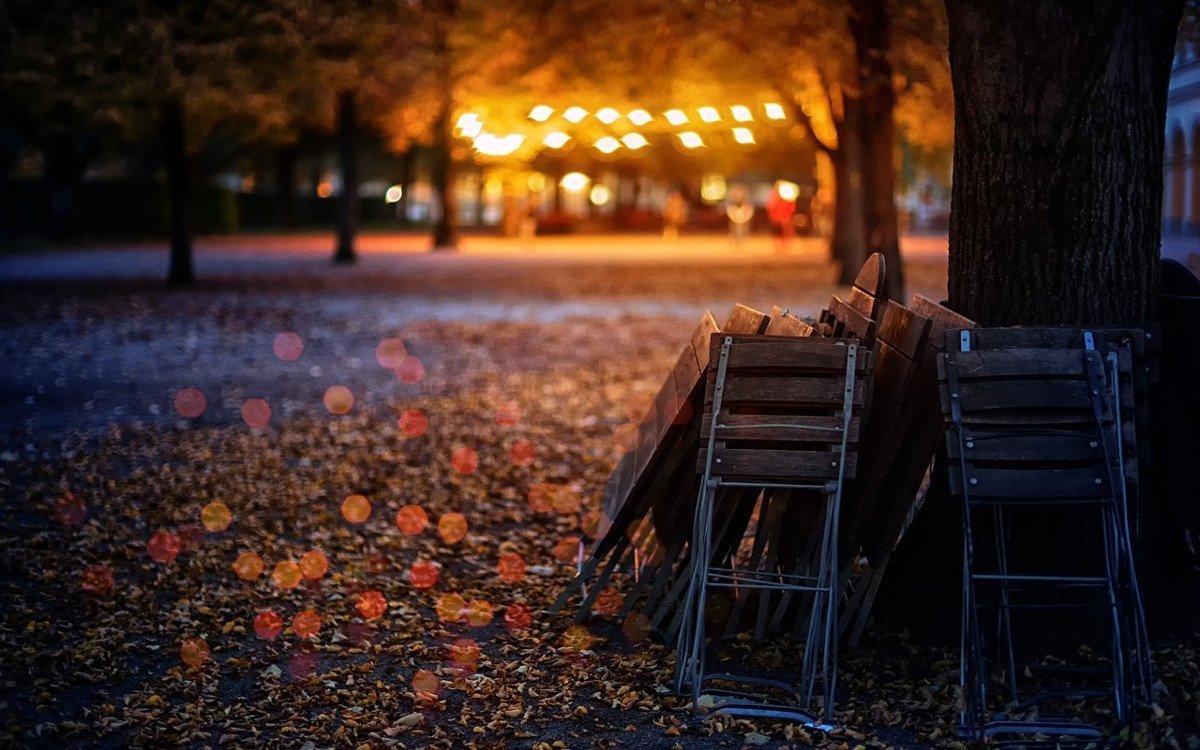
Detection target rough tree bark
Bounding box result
[431,87,459,250]
[397,147,415,225]
[334,90,358,264]
[160,98,194,287]
[945,0,1182,325]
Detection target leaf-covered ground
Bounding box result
[0,250,1196,749]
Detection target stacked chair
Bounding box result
[938,327,1153,742]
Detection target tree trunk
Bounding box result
[830,111,868,286]
[276,143,298,230]
[398,147,415,225]
[944,0,1181,325]
[851,0,905,302]
[334,90,358,264]
[160,98,195,287]
[431,87,459,250]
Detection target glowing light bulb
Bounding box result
[385,185,403,203]
[731,105,753,122]
[620,133,648,149]
[777,180,800,201]
[563,106,587,123]
[455,113,479,130]
[733,127,755,144]
[596,107,620,124]
[543,131,570,148]
[764,102,786,120]
[698,106,720,123]
[528,105,554,121]
[560,172,590,193]
[664,109,688,126]
[627,109,652,126]
[678,131,704,149]
[594,136,620,154]
[589,184,611,206]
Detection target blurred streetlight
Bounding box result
[628,109,652,125]
[563,107,587,123]
[732,127,755,144]
[698,106,721,123]
[385,185,403,203]
[543,131,571,148]
[560,172,590,193]
[621,133,649,149]
[678,131,704,149]
[596,107,620,124]
[764,103,786,120]
[528,105,554,122]
[664,109,689,125]
[731,105,753,122]
[595,136,620,154]
[589,184,611,206]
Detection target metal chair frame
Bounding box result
[945,330,1152,743]
[674,336,859,728]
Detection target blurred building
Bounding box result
[1164,43,1200,236]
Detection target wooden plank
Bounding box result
[671,346,701,404]
[944,348,1095,380]
[828,296,878,344]
[878,301,932,359]
[701,413,861,443]
[764,313,816,337]
[910,295,975,339]
[690,311,721,372]
[851,252,886,300]
[719,336,869,372]
[874,343,919,399]
[847,285,879,321]
[945,431,1105,462]
[720,375,866,407]
[939,379,1093,412]
[634,418,658,475]
[723,303,771,334]
[947,466,1111,499]
[708,448,857,480]
[653,370,678,442]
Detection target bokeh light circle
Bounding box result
[395,504,428,535]
[356,590,387,620]
[412,669,440,702]
[241,398,271,428]
[174,388,206,418]
[495,401,521,427]
[552,485,582,515]
[200,501,232,532]
[180,637,210,668]
[465,599,494,627]
[80,563,114,596]
[449,638,480,673]
[292,609,321,639]
[497,553,526,584]
[375,338,408,368]
[435,593,466,623]
[273,332,304,361]
[254,610,283,640]
[528,483,555,514]
[450,447,478,474]
[408,560,439,590]
[176,523,205,551]
[299,549,329,579]
[553,536,581,565]
[594,587,623,617]
[341,494,371,523]
[438,512,468,544]
[503,602,533,632]
[509,439,536,467]
[323,385,354,415]
[273,560,302,590]
[147,530,181,563]
[395,356,425,384]
[562,624,594,652]
[398,408,428,438]
[233,551,264,580]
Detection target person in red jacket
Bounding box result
[766,180,798,254]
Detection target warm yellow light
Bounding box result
[560,172,590,193]
[543,131,570,148]
[460,120,483,138]
[596,107,620,124]
[731,105,753,122]
[777,180,800,201]
[527,173,546,192]
[664,109,688,126]
[316,180,334,198]
[627,109,652,126]
[678,131,704,149]
[764,102,786,120]
[528,105,554,122]
[455,113,479,130]
[620,133,648,149]
[385,185,403,203]
[732,127,755,144]
[595,136,620,154]
[698,106,720,123]
[474,133,524,156]
[589,184,611,206]
[563,106,587,123]
[700,174,727,203]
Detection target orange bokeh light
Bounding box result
[356,590,387,620]
[80,563,113,596]
[395,355,425,384]
[450,447,478,474]
[174,388,206,418]
[273,332,304,361]
[408,560,439,590]
[412,669,440,702]
[323,385,354,415]
[553,536,581,565]
[435,592,466,623]
[254,609,283,640]
[527,483,555,514]
[233,551,264,580]
[465,599,494,627]
[376,338,408,368]
[241,398,271,428]
[53,492,87,525]
[299,550,329,579]
[395,504,428,535]
[341,494,371,523]
[273,560,302,590]
[503,602,533,632]
[438,512,468,544]
[497,553,526,584]
[180,637,209,668]
[594,587,623,617]
[551,485,582,515]
[495,401,521,427]
[200,501,232,532]
[398,408,429,438]
[292,609,321,639]
[147,530,181,563]
[509,439,536,467]
[562,624,594,652]
[448,638,480,672]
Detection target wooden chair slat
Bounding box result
[707,448,857,481]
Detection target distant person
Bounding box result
[519,198,539,243]
[767,181,797,253]
[725,186,754,250]
[662,191,687,241]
